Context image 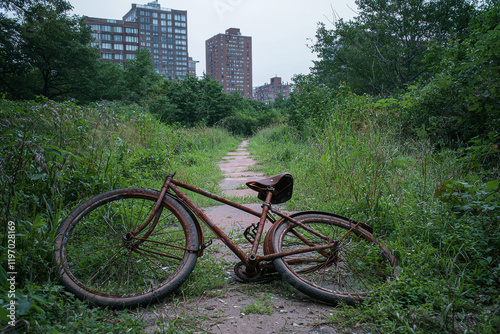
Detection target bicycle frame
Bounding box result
[133,173,337,271]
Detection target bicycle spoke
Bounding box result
[273,214,395,304]
[135,243,183,261]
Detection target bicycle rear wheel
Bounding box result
[54,188,199,308]
[270,213,396,305]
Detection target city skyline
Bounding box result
[70,0,358,86]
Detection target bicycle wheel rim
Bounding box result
[55,188,198,307]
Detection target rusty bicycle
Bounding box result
[54,171,397,309]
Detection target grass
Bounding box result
[248,116,499,333]
[0,99,240,332]
[242,294,274,315]
[3,96,497,333]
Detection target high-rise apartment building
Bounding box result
[254,77,291,103]
[205,28,252,98]
[85,1,192,79]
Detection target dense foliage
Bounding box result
[309,0,476,96]
[0,98,240,331]
[250,93,499,333]
[0,0,99,100]
[252,2,499,332]
[295,1,499,147]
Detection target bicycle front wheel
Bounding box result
[271,213,396,305]
[54,188,199,308]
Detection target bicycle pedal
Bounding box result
[243,224,258,243]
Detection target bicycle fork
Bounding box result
[131,173,175,238]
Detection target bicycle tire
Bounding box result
[54,188,199,308]
[270,213,396,305]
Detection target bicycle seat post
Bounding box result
[247,188,274,265]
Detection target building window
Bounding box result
[101,34,111,40]
[126,54,136,60]
[174,14,186,21]
[126,45,138,51]
[115,54,123,60]
[102,53,113,59]
[114,26,122,33]
[114,35,123,41]
[114,44,123,50]
[125,27,138,34]
[125,36,138,43]
[100,25,111,32]
[101,43,112,49]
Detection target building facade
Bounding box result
[85,1,193,79]
[205,28,252,98]
[253,77,291,103]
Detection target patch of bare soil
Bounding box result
[141,140,364,333]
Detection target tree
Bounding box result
[0,0,100,100]
[123,48,163,102]
[399,2,500,145]
[150,74,232,126]
[311,0,476,96]
[86,60,128,102]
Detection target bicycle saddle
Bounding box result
[246,173,294,204]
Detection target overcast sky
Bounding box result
[69,0,358,86]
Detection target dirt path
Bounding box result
[143,140,346,334]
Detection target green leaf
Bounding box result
[30,173,47,180]
[485,180,499,190]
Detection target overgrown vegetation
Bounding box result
[1,0,499,332]
[250,104,499,332]
[247,4,499,331]
[0,98,239,332]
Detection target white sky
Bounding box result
[69,0,358,86]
